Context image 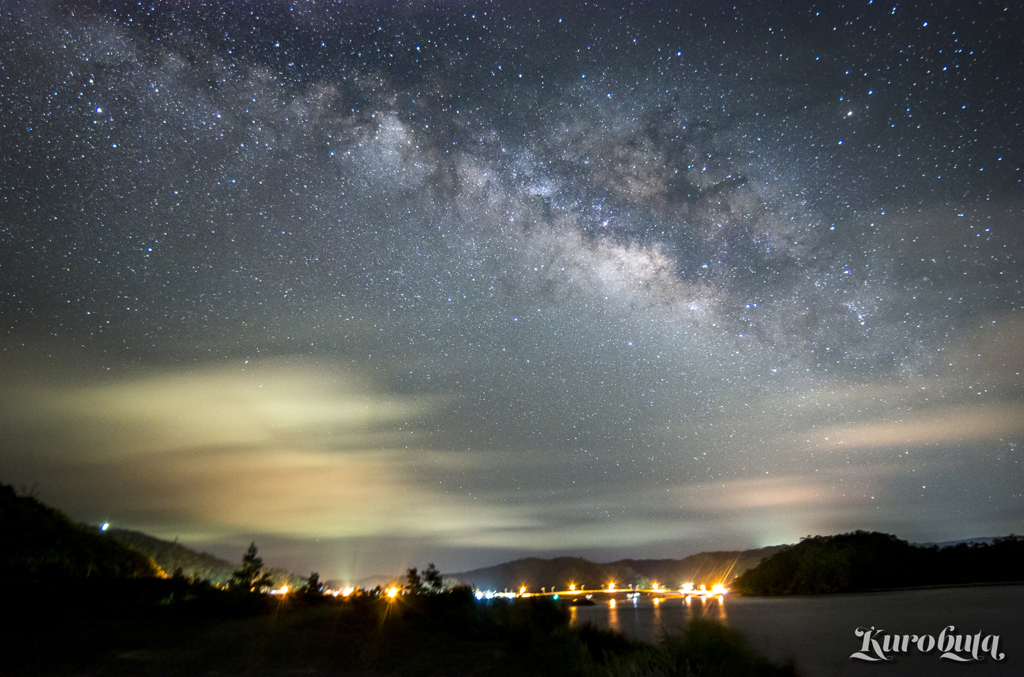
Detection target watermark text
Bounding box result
[851,625,1005,663]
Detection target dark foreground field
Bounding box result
[2,580,796,677]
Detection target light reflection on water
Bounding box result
[568,586,1024,677]
[569,594,727,641]
[683,594,727,625]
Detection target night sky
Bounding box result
[1,0,1022,583]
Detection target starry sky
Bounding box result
[1,0,1022,582]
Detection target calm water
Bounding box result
[569,585,1024,676]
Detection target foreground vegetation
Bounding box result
[733,530,1024,595]
[2,580,796,676]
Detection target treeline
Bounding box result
[732,530,1024,595]
[0,483,162,579]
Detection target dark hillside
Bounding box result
[733,530,1024,595]
[109,529,302,588]
[108,528,236,584]
[0,483,163,580]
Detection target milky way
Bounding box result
[1,0,1021,579]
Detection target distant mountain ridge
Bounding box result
[617,546,787,585]
[450,546,786,592]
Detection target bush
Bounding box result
[653,619,797,677]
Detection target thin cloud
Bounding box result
[802,403,1024,451]
[0,358,439,459]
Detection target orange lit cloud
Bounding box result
[671,475,851,512]
[803,403,1024,451]
[91,446,540,543]
[0,358,537,541]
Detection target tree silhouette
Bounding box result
[230,542,273,593]
[423,562,444,593]
[303,571,323,595]
[405,566,424,595]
